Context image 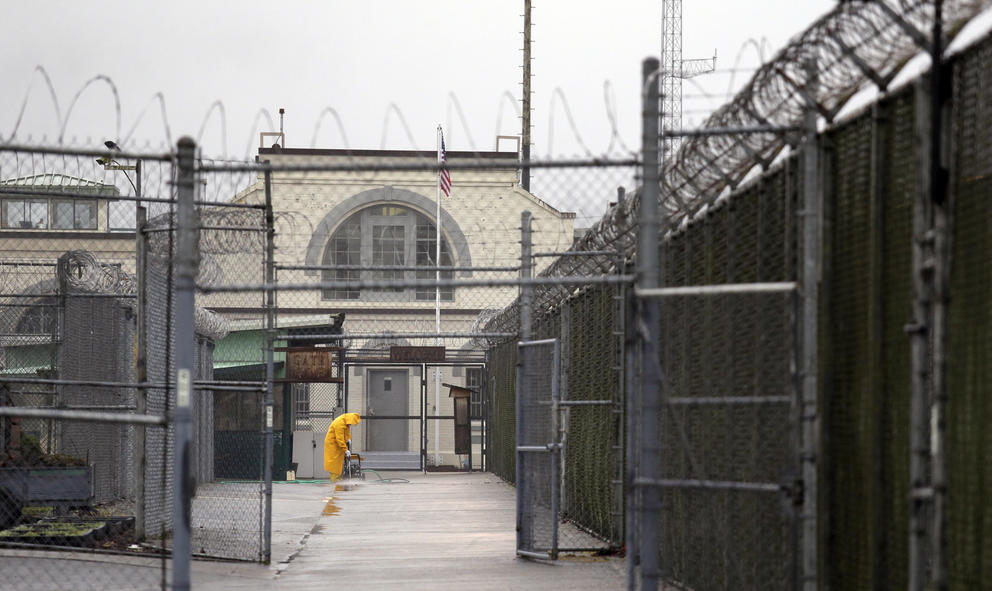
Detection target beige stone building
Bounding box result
[224,146,575,472]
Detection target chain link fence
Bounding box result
[938,28,992,591]
[0,148,176,589]
[0,142,269,588]
[486,13,992,590]
[486,161,635,557]
[196,150,635,485]
[515,338,559,558]
[3,4,992,588]
[654,166,800,589]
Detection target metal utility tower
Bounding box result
[521,0,533,191]
[661,0,716,154]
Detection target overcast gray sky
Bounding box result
[2,1,835,157]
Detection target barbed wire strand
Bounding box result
[446,92,479,152]
[121,92,173,149]
[4,66,62,145]
[58,75,121,146]
[310,106,351,149]
[196,101,229,160]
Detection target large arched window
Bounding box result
[321,205,454,301]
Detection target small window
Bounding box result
[371,224,405,292]
[2,199,48,229]
[53,201,74,229]
[383,377,392,392]
[369,206,409,217]
[294,384,310,420]
[75,201,97,229]
[415,221,454,301]
[293,383,311,430]
[466,368,483,419]
[53,200,97,230]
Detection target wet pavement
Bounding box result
[0,471,625,590]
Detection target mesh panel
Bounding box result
[946,36,992,591]
[559,286,622,548]
[877,89,915,591]
[488,338,517,483]
[822,107,877,591]
[517,340,556,555]
[656,165,798,590]
[0,151,181,588]
[818,86,919,591]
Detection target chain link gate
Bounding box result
[516,338,560,559]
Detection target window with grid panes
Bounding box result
[466,367,483,419]
[321,205,454,301]
[2,199,48,229]
[293,383,311,424]
[53,200,97,229]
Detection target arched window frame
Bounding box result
[321,204,455,302]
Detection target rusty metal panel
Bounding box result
[389,346,445,363]
[281,348,342,383]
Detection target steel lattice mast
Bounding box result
[661,0,715,155]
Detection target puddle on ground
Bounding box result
[321,484,356,516]
[321,500,340,516]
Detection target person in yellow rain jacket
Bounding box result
[323,412,361,481]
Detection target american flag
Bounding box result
[439,133,452,196]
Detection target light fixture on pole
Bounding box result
[98,139,146,541]
[97,140,141,196]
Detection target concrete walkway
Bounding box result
[0,472,625,590]
[263,471,625,590]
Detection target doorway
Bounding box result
[366,369,409,451]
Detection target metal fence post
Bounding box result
[263,167,275,564]
[799,59,820,591]
[135,205,147,542]
[613,246,627,549]
[624,280,638,591]
[515,210,532,553]
[550,338,561,560]
[908,77,934,591]
[637,56,662,591]
[173,136,199,591]
[559,300,569,520]
[928,5,950,587]
[520,211,533,341]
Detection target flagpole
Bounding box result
[434,125,442,467]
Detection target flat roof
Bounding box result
[257,147,517,160]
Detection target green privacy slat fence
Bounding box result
[488,285,622,548]
[656,165,798,591]
[488,337,517,485]
[484,28,992,587]
[946,36,992,591]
